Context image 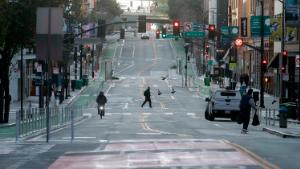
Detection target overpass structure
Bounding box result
[120,12,171,24]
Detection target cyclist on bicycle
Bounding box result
[96,91,107,114]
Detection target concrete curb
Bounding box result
[262,127,300,138]
[222,139,280,169]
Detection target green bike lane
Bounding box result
[170,39,211,98]
[0,41,118,140]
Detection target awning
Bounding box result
[268,53,279,68]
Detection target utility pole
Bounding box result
[260,0,265,108]
[279,0,285,102]
[184,44,189,87]
[20,46,23,120]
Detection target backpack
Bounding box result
[240,95,251,111]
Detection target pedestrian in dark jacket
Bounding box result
[141,87,152,108]
[239,89,257,134]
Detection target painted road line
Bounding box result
[105,83,114,95]
[187,113,195,116]
[115,61,135,75]
[214,124,222,127]
[132,44,135,58]
[165,112,174,115]
[50,139,264,169]
[170,95,175,100]
[123,103,128,109]
[136,133,161,135]
[62,137,96,139]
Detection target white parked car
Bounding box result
[205,89,241,121]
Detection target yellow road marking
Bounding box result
[222,139,281,169]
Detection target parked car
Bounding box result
[205,89,241,121]
[141,33,150,40]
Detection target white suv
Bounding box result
[205,89,241,121]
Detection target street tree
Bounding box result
[168,0,204,22]
[0,0,65,123]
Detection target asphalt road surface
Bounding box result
[1,36,299,169]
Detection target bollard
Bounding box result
[273,109,276,126]
[265,109,268,125]
[16,110,21,142]
[71,110,74,143]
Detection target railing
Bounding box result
[16,106,83,141]
[257,108,277,126]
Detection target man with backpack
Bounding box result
[141,87,152,108]
[239,89,258,134]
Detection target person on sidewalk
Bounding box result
[141,87,152,108]
[239,88,257,134]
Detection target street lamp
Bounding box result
[184,43,190,87]
[277,0,285,104]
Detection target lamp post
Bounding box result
[278,0,285,103]
[184,43,190,87]
[260,0,265,108]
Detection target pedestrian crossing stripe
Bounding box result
[101,112,199,116]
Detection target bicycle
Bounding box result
[98,105,105,119]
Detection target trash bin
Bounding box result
[279,106,288,128]
[204,77,211,86]
[280,102,297,119]
[75,80,83,89]
[82,75,89,86]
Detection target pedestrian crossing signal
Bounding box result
[173,20,180,36]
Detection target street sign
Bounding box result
[184,22,192,32]
[192,23,204,31]
[165,34,179,38]
[241,17,248,37]
[250,16,271,37]
[221,26,239,45]
[183,31,205,38]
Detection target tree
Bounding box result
[0,0,65,123]
[93,0,123,21]
[168,0,204,22]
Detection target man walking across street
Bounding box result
[141,86,152,108]
[239,89,257,134]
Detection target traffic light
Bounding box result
[282,50,288,65]
[281,66,286,73]
[173,20,180,36]
[208,24,215,40]
[162,28,167,38]
[138,15,146,33]
[262,59,268,72]
[156,29,160,39]
[282,50,288,57]
[234,38,243,47]
[97,19,106,38]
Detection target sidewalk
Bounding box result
[197,78,300,138]
[0,69,105,128]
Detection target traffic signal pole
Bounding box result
[260,0,265,108]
